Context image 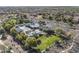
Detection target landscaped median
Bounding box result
[36,35,61,52]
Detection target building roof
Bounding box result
[15,25,31,32]
[29,23,40,28]
[15,22,45,37]
[19,26,31,32]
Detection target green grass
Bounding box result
[37,35,61,51]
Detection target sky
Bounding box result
[0,0,78,6]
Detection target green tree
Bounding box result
[3,23,12,31]
[49,15,53,20]
[3,19,17,31]
[16,32,27,44]
[26,37,37,47]
[55,12,62,21]
[66,16,74,26]
[10,27,17,36]
[0,25,5,34]
[55,28,65,35]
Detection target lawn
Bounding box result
[37,35,61,52]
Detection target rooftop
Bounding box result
[15,22,45,37]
